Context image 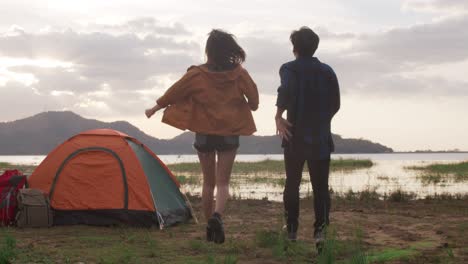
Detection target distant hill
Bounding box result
[0,111,393,155]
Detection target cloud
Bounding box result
[315,27,356,40]
[94,17,190,36]
[0,29,198,68]
[1,13,468,124]
[403,0,468,14]
[354,15,468,65]
[0,29,199,70]
[0,81,71,121]
[0,22,200,119]
[243,14,468,98]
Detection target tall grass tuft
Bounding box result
[317,226,369,264]
[335,188,381,202]
[223,254,238,264]
[317,227,338,264]
[424,193,468,200]
[0,233,17,264]
[387,189,417,202]
[408,161,468,182]
[255,229,313,262]
[348,227,367,264]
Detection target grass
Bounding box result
[386,189,418,202]
[98,244,137,264]
[168,158,373,174]
[418,173,445,185]
[334,188,419,202]
[366,241,435,262]
[376,175,391,181]
[330,159,373,171]
[2,159,373,176]
[316,226,370,264]
[336,189,467,202]
[315,226,439,263]
[1,196,467,263]
[175,175,201,185]
[424,193,468,200]
[171,158,372,188]
[0,162,36,175]
[407,160,468,183]
[185,239,243,264]
[253,225,427,263]
[366,248,416,262]
[339,188,381,202]
[0,226,244,264]
[0,232,16,264]
[255,229,314,262]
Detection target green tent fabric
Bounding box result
[126,139,191,227]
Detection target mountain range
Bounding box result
[0,111,393,155]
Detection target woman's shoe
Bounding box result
[206,225,214,242]
[208,212,225,244]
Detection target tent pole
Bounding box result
[182,193,199,224]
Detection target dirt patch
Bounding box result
[1,197,467,263]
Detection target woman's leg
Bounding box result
[198,151,216,221]
[214,149,237,215]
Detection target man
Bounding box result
[275,26,340,250]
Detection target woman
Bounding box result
[145,29,259,244]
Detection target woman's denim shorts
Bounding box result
[193,133,239,153]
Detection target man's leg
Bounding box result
[283,146,306,239]
[307,159,331,236]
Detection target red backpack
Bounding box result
[0,170,27,226]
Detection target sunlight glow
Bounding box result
[0,68,37,86]
[0,57,74,86]
[51,90,74,96]
[0,57,74,69]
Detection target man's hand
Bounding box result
[275,116,292,141]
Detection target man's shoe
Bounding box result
[316,241,324,254]
[287,231,297,242]
[285,222,298,242]
[208,212,225,244]
[314,229,325,254]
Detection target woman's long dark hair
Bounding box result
[205,29,245,71]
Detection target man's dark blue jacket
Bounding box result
[276,56,340,160]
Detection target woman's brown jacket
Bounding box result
[157,65,259,136]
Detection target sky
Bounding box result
[0,0,467,151]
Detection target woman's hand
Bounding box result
[145,104,163,119]
[275,116,292,141]
[145,108,156,118]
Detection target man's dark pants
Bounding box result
[283,143,331,235]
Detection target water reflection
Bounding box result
[1,154,467,201]
[179,159,468,201]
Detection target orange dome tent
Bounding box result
[28,129,192,228]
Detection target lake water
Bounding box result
[1,153,467,201]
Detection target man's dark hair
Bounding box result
[290,27,320,57]
[205,29,246,70]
